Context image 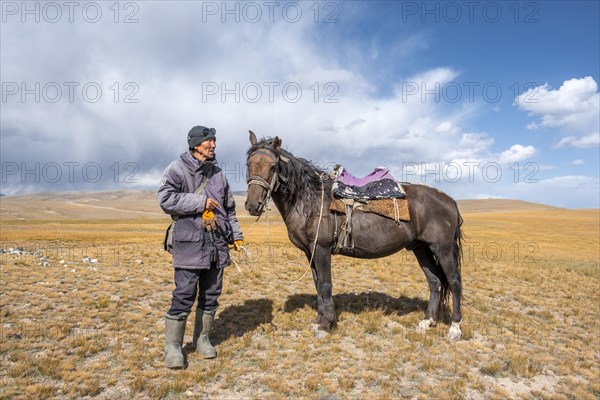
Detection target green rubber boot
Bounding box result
[193,310,217,359]
[164,313,187,368]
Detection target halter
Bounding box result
[246,148,287,212]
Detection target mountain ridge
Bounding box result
[0,189,568,221]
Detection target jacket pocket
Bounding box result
[172,218,208,267]
[173,219,201,242]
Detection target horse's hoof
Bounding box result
[312,324,330,339]
[315,329,330,339]
[447,322,461,341]
[417,318,436,333]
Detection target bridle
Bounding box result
[246,148,288,213]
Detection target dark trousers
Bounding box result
[167,264,224,318]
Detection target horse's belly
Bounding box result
[338,246,402,259]
[338,230,413,259]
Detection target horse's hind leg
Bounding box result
[431,243,462,340]
[413,243,445,333]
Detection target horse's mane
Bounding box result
[247,138,332,215]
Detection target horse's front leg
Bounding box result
[308,244,335,337]
[308,260,325,327]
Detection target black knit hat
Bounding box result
[187,126,216,149]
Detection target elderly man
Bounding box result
[158,125,243,369]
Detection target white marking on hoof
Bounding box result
[312,324,330,339]
[417,318,436,333]
[447,322,462,341]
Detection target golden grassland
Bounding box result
[0,205,599,399]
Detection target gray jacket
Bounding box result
[158,151,243,269]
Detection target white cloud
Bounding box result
[1,5,471,179]
[435,121,458,134]
[556,133,600,148]
[497,144,538,164]
[514,76,600,135]
[444,133,494,160]
[471,193,504,200]
[572,159,584,166]
[1,3,595,209]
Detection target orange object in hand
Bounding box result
[201,210,218,232]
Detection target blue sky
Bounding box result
[1,1,599,207]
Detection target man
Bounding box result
[158,125,243,369]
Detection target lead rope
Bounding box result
[235,171,277,267]
[290,173,327,283]
[238,172,327,283]
[231,211,262,272]
[233,190,272,272]
[265,202,275,270]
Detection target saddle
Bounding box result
[332,166,406,200]
[329,165,410,254]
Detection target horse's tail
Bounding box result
[454,211,463,278]
[440,207,463,320]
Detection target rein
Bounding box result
[299,172,327,282]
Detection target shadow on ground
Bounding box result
[284,291,428,318]
[211,298,274,345]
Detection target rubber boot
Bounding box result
[164,313,187,368]
[193,310,217,359]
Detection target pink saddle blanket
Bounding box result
[334,166,399,186]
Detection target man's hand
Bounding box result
[205,198,220,211]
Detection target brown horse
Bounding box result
[245,132,464,340]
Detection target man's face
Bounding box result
[194,139,216,161]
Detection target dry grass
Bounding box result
[0,196,598,399]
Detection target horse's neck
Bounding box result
[271,190,299,221]
[270,176,313,225]
[271,191,310,250]
[270,157,327,250]
[272,166,305,220]
[272,155,322,218]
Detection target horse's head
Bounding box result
[245,131,283,216]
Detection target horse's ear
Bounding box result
[273,136,282,150]
[249,130,257,145]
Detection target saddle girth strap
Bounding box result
[333,199,354,254]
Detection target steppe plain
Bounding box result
[1,191,598,399]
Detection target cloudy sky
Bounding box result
[1,1,599,208]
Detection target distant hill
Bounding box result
[0,190,251,221]
[457,198,561,213]
[0,190,164,221]
[0,190,564,221]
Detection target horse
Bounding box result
[245,132,464,340]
